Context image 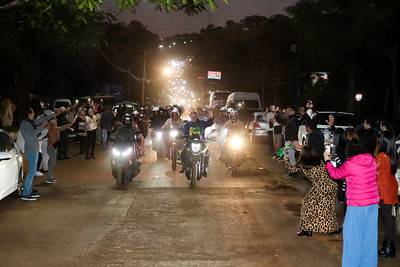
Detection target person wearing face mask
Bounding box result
[85,108,101,160]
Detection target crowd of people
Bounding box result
[14,97,398,266]
[261,100,398,266]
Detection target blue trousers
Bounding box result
[342,204,378,267]
[22,153,38,196]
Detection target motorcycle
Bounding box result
[164,125,183,170]
[180,131,216,188]
[110,135,141,189]
[151,129,164,159]
[219,127,247,177]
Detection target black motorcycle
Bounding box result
[151,129,164,159]
[110,135,141,189]
[165,125,183,170]
[219,129,247,177]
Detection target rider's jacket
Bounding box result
[221,119,245,133]
[163,118,184,129]
[115,124,139,143]
[215,116,229,130]
[183,117,214,140]
[133,119,148,138]
[150,115,167,130]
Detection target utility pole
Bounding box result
[141,50,147,105]
[261,55,266,109]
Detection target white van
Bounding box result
[209,91,231,108]
[53,99,71,111]
[226,92,262,112]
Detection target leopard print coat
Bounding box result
[285,161,339,233]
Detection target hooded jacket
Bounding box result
[326,153,379,206]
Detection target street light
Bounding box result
[355,93,363,102]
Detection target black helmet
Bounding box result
[159,107,166,114]
[123,113,132,126]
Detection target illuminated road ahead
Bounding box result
[0,138,398,266]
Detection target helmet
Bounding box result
[133,111,140,116]
[139,106,146,113]
[166,105,173,111]
[123,113,132,126]
[159,107,166,114]
[152,106,159,112]
[229,109,238,120]
[227,107,234,114]
[171,108,180,119]
[220,106,227,114]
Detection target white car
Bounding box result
[298,111,357,145]
[246,112,268,142]
[0,129,24,200]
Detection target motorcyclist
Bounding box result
[114,113,141,160]
[166,105,173,118]
[215,106,229,132]
[162,108,184,158]
[132,111,148,155]
[158,107,168,126]
[114,113,140,143]
[219,109,246,162]
[179,109,214,176]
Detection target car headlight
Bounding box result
[112,148,121,157]
[122,148,132,157]
[156,132,163,138]
[170,130,178,137]
[191,143,201,153]
[230,137,243,148]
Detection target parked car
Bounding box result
[246,112,268,143]
[0,129,24,200]
[298,111,358,145]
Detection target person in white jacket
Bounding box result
[85,108,101,160]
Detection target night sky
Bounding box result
[103,0,297,37]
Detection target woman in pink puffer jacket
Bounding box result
[324,140,379,267]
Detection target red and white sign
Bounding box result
[208,71,221,80]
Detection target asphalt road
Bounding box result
[0,137,399,266]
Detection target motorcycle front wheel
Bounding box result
[116,166,125,190]
[190,162,198,188]
[229,156,237,177]
[171,144,177,170]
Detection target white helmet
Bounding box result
[227,107,234,114]
[229,109,238,120]
[152,106,159,112]
[220,106,227,112]
[171,108,180,118]
[133,111,140,115]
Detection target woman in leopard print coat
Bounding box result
[284,145,339,236]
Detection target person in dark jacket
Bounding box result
[276,105,299,146]
[360,118,377,156]
[56,107,71,160]
[100,106,113,150]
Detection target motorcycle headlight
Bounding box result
[156,132,163,138]
[112,148,121,157]
[122,148,133,157]
[229,137,243,148]
[170,130,178,137]
[191,143,201,153]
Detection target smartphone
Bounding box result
[325,145,331,156]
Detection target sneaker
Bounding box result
[35,171,44,176]
[179,167,185,173]
[31,188,39,194]
[21,195,37,201]
[31,193,40,198]
[46,179,58,184]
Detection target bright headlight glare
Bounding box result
[230,137,243,147]
[170,130,178,137]
[156,132,163,138]
[191,143,201,152]
[112,148,121,156]
[122,148,132,157]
